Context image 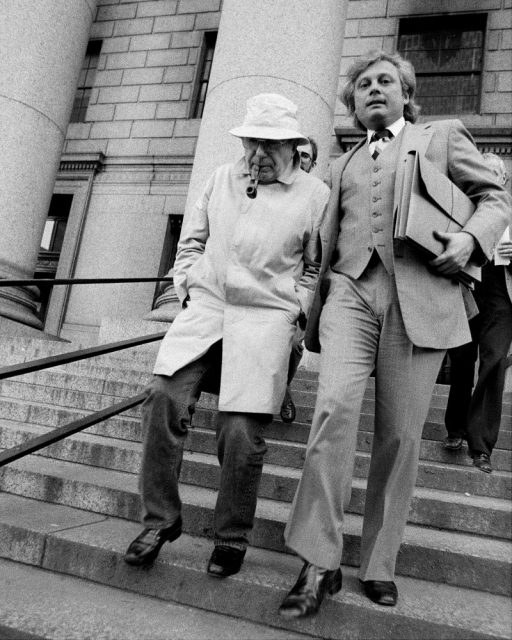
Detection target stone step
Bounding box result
[1,377,510,440]
[0,454,510,596]
[0,391,511,471]
[0,493,510,640]
[5,427,511,539]
[1,419,510,503]
[1,333,510,400]
[0,559,306,640]
[8,367,512,425]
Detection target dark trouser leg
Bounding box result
[466,266,512,456]
[287,328,305,385]
[139,342,222,528]
[213,411,271,550]
[444,315,481,438]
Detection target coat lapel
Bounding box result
[321,138,366,270]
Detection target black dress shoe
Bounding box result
[472,452,493,474]
[278,562,342,618]
[444,436,463,451]
[207,545,246,577]
[124,517,182,566]
[280,387,296,423]
[360,580,398,606]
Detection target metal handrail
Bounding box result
[0,329,167,466]
[0,393,147,467]
[0,275,173,466]
[0,277,173,287]
[0,332,166,380]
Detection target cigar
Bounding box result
[246,165,260,199]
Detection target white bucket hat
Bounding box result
[229,93,309,144]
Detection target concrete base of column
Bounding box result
[0,285,43,330]
[0,315,65,340]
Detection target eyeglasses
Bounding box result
[299,151,312,160]
[242,138,289,153]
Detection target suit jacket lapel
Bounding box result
[321,138,365,270]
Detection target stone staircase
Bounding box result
[0,336,511,639]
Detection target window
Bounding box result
[36,193,74,322]
[398,15,486,115]
[70,40,102,123]
[190,31,217,118]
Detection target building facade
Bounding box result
[1,0,511,345]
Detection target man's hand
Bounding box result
[497,240,512,260]
[429,230,476,276]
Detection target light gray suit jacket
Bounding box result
[306,119,512,352]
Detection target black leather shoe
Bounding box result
[472,452,493,474]
[360,580,398,606]
[124,517,182,566]
[207,545,246,577]
[278,562,342,618]
[444,436,463,451]
[280,388,296,423]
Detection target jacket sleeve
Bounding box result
[172,172,214,304]
[447,120,512,262]
[295,182,331,318]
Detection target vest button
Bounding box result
[373,166,380,173]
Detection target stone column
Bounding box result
[0,0,97,331]
[152,0,347,323]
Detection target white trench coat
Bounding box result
[153,156,330,414]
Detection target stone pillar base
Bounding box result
[0,315,65,340]
[0,285,43,330]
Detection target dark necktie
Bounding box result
[370,129,393,160]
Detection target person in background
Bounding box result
[278,50,511,619]
[123,93,329,579]
[463,154,512,473]
[443,153,511,465]
[280,136,319,423]
[298,136,318,173]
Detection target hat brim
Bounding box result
[230,125,308,145]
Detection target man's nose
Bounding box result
[254,143,267,157]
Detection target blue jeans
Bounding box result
[139,341,270,550]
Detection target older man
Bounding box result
[124,93,329,578]
[278,50,511,618]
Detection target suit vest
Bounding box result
[331,133,402,278]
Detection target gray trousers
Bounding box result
[139,341,271,550]
[285,260,445,580]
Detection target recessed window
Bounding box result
[398,15,486,115]
[70,40,102,123]
[190,31,217,118]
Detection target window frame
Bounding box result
[70,39,102,124]
[397,14,487,116]
[188,30,218,119]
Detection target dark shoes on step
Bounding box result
[207,545,246,577]
[472,452,493,474]
[280,388,296,423]
[360,580,398,606]
[124,516,182,566]
[278,562,342,618]
[444,436,463,451]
